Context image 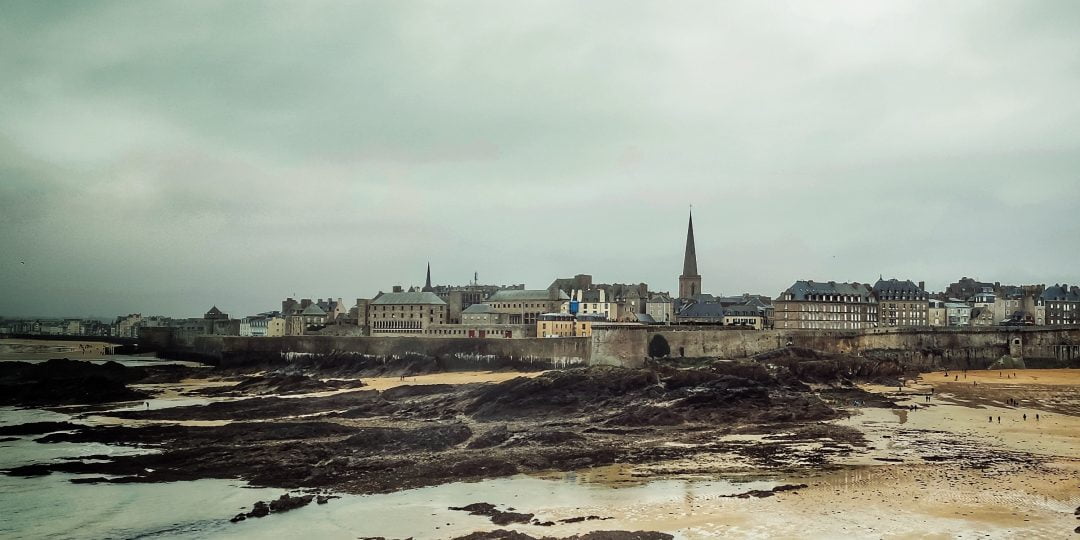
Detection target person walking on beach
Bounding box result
[1023,414,1027,421]
[997,416,1001,423]
[1036,414,1040,421]
[989,415,993,422]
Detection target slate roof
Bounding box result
[299,304,327,316]
[487,289,569,302]
[370,292,447,305]
[1041,284,1080,302]
[873,278,928,300]
[462,303,498,314]
[724,305,762,317]
[678,302,726,318]
[780,280,873,301]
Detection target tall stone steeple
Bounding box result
[678,210,702,299]
[421,262,435,293]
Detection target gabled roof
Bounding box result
[487,289,569,302]
[371,291,446,305]
[462,303,498,314]
[678,302,726,318]
[300,304,327,316]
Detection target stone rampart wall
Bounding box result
[202,335,590,369]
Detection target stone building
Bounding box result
[945,302,973,326]
[424,324,532,338]
[646,294,676,324]
[872,278,929,327]
[678,211,702,299]
[460,303,505,325]
[484,289,569,325]
[1039,284,1080,325]
[113,313,143,338]
[369,291,447,335]
[285,303,327,336]
[970,307,995,326]
[536,312,606,337]
[944,277,997,301]
[722,305,765,329]
[928,300,946,326]
[773,280,877,330]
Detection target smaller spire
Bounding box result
[422,262,435,292]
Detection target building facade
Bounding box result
[872,278,929,327]
[1039,284,1080,326]
[773,280,877,330]
[369,291,447,334]
[484,289,569,325]
[536,313,606,337]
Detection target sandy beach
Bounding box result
[0,339,114,360]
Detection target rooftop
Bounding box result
[371,291,447,305]
[487,289,569,302]
[782,280,873,301]
[462,303,498,314]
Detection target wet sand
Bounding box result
[0,338,113,359]
[357,370,544,391]
[502,369,1080,538]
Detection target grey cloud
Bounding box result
[1,0,1078,317]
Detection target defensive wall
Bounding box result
[590,325,1080,369]
[149,333,590,370]
[141,325,1080,371]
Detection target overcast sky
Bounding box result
[2,1,1079,318]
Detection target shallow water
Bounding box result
[0,355,206,368]
[0,468,776,540]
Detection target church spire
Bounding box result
[422,262,434,292]
[683,210,698,277]
[678,208,702,299]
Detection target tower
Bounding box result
[678,210,702,299]
[422,262,435,293]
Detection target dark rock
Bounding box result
[246,501,270,518]
[0,359,149,406]
[448,502,533,526]
[467,425,510,449]
[724,483,808,498]
[230,513,246,523]
[344,424,472,453]
[0,422,84,436]
[382,384,456,400]
[0,437,18,442]
[268,493,314,513]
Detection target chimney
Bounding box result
[918,281,925,291]
[393,285,403,293]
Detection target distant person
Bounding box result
[1023,414,1027,421]
[989,416,993,422]
[954,375,958,381]
[1036,414,1039,421]
[145,402,149,409]
[997,416,1001,423]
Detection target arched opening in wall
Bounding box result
[648,335,671,358]
[679,346,685,357]
[1013,338,1021,345]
